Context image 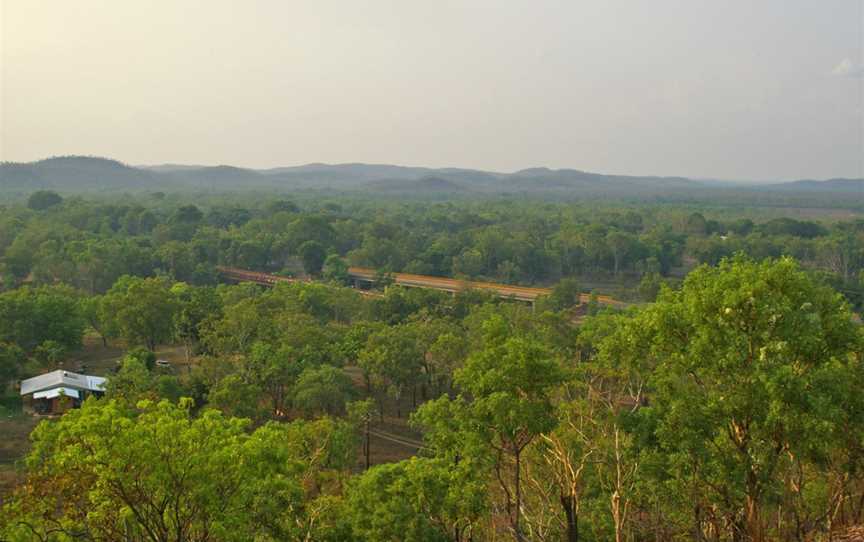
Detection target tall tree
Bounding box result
[293,364,356,417]
[0,284,85,353]
[322,254,350,285]
[298,240,327,277]
[358,324,423,418]
[601,256,863,541]
[103,276,178,351]
[415,320,566,541]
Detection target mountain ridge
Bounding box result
[2,155,861,197]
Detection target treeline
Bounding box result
[2,256,864,541]
[4,192,864,306]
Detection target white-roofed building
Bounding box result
[20,369,106,415]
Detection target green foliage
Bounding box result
[293,364,356,416]
[106,355,156,400]
[287,215,336,251]
[598,256,864,539]
[685,212,708,235]
[0,399,325,541]
[266,199,299,214]
[637,271,664,301]
[0,342,25,393]
[322,254,350,285]
[414,324,567,539]
[32,339,66,368]
[347,457,487,542]
[374,268,395,288]
[537,277,581,312]
[172,204,203,223]
[358,323,423,416]
[207,374,265,421]
[0,284,85,353]
[240,341,300,418]
[346,397,376,426]
[426,328,468,395]
[26,190,63,211]
[4,192,864,541]
[758,217,826,238]
[454,333,565,450]
[299,240,327,276]
[79,294,111,346]
[282,416,358,473]
[172,283,222,358]
[103,275,178,350]
[1,193,863,309]
[125,346,157,370]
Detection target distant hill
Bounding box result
[760,178,864,193]
[2,156,861,203]
[162,165,263,188]
[0,156,156,190]
[262,163,436,180]
[139,163,211,172]
[366,176,469,194]
[503,168,699,195]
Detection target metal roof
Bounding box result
[20,370,106,396]
[33,387,80,400]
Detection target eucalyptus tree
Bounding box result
[103,275,178,351]
[1,400,320,541]
[414,315,567,541]
[600,256,863,541]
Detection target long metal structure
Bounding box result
[217,266,627,307]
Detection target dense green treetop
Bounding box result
[1,399,354,541]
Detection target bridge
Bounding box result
[347,267,552,303]
[217,266,627,308]
[217,267,301,286]
[217,267,379,298]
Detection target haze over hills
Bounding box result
[756,178,864,193]
[367,176,469,195]
[1,156,862,201]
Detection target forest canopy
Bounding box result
[1,193,863,541]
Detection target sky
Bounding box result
[1,0,862,181]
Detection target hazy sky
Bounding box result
[1,0,862,180]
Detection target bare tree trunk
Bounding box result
[611,489,623,542]
[745,469,763,542]
[745,493,762,542]
[693,504,704,542]
[610,427,629,542]
[376,393,385,423]
[514,448,524,541]
[561,495,579,542]
[364,417,370,470]
[731,516,746,542]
